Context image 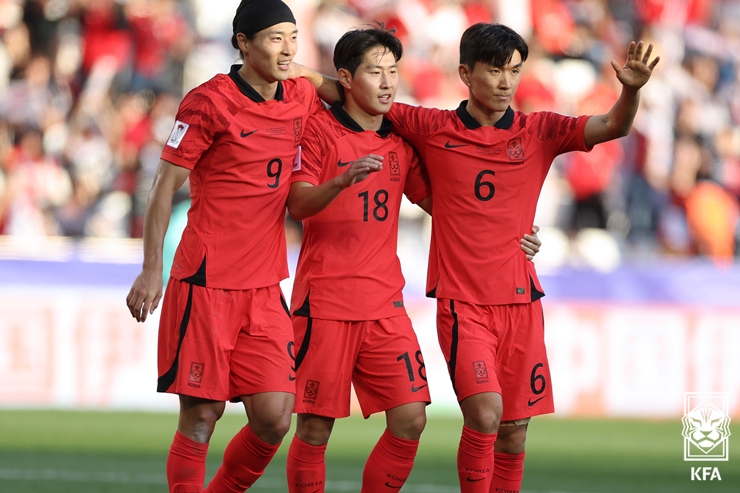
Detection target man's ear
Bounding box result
[458,64,472,88]
[338,68,352,91]
[236,33,250,56]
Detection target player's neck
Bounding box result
[237,65,280,101]
[342,99,384,131]
[466,97,507,127]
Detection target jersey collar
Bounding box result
[228,64,285,102]
[456,100,514,130]
[330,102,393,138]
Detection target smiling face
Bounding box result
[239,22,298,83]
[341,45,399,118]
[461,49,523,115]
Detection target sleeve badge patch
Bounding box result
[166,120,189,149]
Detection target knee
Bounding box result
[386,403,427,440]
[257,411,293,443]
[393,410,427,440]
[495,424,528,453]
[297,416,334,445]
[463,405,501,433]
[180,403,224,442]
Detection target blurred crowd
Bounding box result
[0,0,739,265]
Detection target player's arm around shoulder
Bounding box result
[126,159,190,322]
[288,155,384,221]
[584,41,660,148]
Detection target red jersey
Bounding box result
[161,65,322,289]
[389,101,590,305]
[291,104,430,320]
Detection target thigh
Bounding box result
[353,316,431,418]
[436,299,502,402]
[292,317,362,418]
[230,284,296,398]
[496,300,554,421]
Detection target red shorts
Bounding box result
[436,299,553,421]
[157,278,295,401]
[292,315,431,419]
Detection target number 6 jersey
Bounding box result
[389,101,591,306]
[290,103,430,321]
[160,65,322,290]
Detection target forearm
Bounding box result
[140,186,174,273]
[606,85,640,138]
[288,178,345,221]
[585,86,640,148]
[299,65,342,104]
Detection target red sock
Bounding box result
[361,429,419,492]
[204,425,280,492]
[458,426,497,493]
[490,451,525,493]
[286,435,327,493]
[167,431,209,493]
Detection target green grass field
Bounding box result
[0,410,737,492]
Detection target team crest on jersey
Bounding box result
[293,117,303,145]
[507,137,525,163]
[167,120,189,149]
[304,380,320,402]
[189,362,204,385]
[388,151,400,182]
[473,360,489,383]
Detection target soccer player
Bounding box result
[298,22,659,493]
[284,27,432,493]
[124,1,324,492]
[385,25,660,493]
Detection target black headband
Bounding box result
[233,0,296,38]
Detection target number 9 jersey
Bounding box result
[290,103,430,321]
[389,101,591,305]
[160,65,323,290]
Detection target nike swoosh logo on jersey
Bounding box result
[528,395,546,407]
[444,141,469,149]
[240,129,258,138]
[337,159,352,167]
[411,384,427,392]
[289,375,296,381]
[466,476,485,482]
[384,483,403,489]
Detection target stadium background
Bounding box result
[0,0,739,491]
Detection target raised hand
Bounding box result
[611,41,660,90]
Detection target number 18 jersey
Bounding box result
[291,103,430,320]
[389,101,590,306]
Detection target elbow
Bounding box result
[287,202,307,222]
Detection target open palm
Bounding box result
[611,41,660,89]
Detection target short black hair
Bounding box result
[333,23,403,76]
[459,23,528,68]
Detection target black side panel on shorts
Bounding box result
[279,293,291,317]
[293,293,311,317]
[182,256,207,287]
[293,317,313,372]
[530,275,545,302]
[157,283,194,392]
[449,300,459,396]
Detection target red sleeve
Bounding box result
[388,103,448,154]
[529,112,591,156]
[160,88,226,170]
[291,120,324,186]
[403,145,431,204]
